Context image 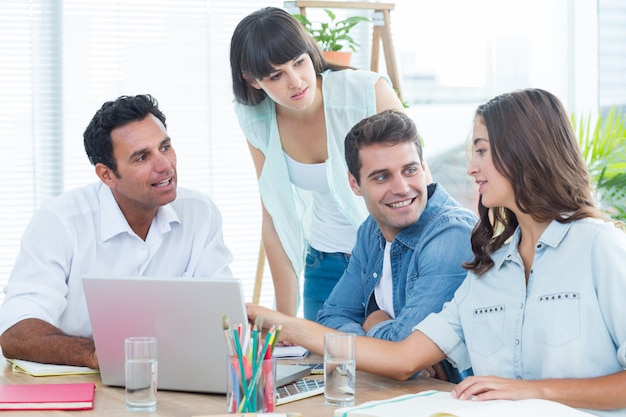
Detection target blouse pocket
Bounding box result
[470,305,505,357]
[534,292,580,347]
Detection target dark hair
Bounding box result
[83,94,166,171]
[230,7,342,105]
[463,88,599,275]
[344,110,424,184]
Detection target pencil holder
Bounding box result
[226,355,275,413]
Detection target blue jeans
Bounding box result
[303,246,350,321]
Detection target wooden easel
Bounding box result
[286,1,402,100]
[252,1,401,303]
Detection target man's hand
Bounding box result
[86,350,99,370]
[421,362,448,382]
[362,309,392,332]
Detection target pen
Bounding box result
[251,324,258,411]
[233,328,250,411]
[222,314,234,356]
[270,324,282,355]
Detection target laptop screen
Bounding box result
[83,276,248,394]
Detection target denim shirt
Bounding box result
[317,183,476,341]
[416,218,626,416]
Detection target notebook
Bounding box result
[333,390,595,417]
[0,383,95,410]
[83,276,307,394]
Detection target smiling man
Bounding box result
[0,95,233,369]
[316,110,477,382]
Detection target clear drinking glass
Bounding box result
[324,332,356,406]
[125,337,158,412]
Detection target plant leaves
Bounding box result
[292,9,369,52]
[572,107,626,220]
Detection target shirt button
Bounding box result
[520,303,524,309]
[515,339,520,345]
[537,243,542,249]
[373,272,378,278]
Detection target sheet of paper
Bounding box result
[334,390,595,417]
[7,359,99,377]
[272,345,309,359]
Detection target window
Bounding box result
[0,1,620,314]
[0,0,284,307]
[598,0,626,111]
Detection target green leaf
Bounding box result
[292,8,370,52]
[572,107,626,220]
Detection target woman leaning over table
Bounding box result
[229,7,411,320]
[248,88,626,416]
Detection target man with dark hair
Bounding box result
[316,110,477,382]
[0,94,233,369]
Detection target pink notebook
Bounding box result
[0,382,95,410]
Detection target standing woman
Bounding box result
[230,7,407,319]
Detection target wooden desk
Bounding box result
[0,356,454,416]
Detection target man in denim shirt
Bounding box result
[316,110,476,382]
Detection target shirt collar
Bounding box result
[99,184,181,242]
[496,219,572,269]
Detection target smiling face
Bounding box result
[96,113,177,223]
[349,141,428,242]
[467,117,514,210]
[247,53,318,111]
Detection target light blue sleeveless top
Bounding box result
[234,69,388,275]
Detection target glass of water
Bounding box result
[125,337,158,412]
[324,332,356,406]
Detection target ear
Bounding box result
[242,73,262,90]
[95,163,118,188]
[421,157,433,184]
[348,171,362,196]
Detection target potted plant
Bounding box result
[293,9,369,65]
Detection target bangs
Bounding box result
[241,22,310,80]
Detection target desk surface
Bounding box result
[0,356,454,416]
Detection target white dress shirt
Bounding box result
[0,182,233,338]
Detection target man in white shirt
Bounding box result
[0,94,233,369]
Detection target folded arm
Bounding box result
[0,318,98,369]
[365,218,474,341]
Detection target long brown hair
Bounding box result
[463,88,600,275]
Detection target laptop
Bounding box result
[82,276,310,394]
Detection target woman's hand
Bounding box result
[246,303,291,340]
[246,303,305,346]
[452,375,540,401]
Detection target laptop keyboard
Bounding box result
[276,378,325,405]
